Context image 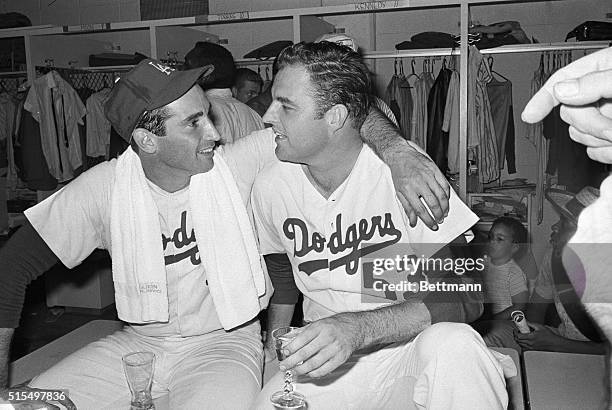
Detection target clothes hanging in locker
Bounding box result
[24,71,86,183]
[4,93,21,190]
[443,69,460,174]
[0,93,17,170]
[412,66,435,150]
[86,88,112,159]
[528,55,547,224]
[544,105,606,193]
[468,46,499,184]
[487,76,516,174]
[14,99,58,191]
[383,72,412,139]
[426,65,452,173]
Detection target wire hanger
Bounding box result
[405,58,420,80]
[488,55,509,82]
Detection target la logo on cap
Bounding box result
[148,61,174,75]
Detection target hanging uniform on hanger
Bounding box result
[24,71,86,183]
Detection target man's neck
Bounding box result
[141,157,190,193]
[304,139,363,199]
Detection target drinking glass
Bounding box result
[122,351,156,410]
[270,326,306,409]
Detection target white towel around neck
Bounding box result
[110,147,267,329]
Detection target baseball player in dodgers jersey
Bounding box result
[251,42,509,409]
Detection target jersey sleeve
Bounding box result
[23,162,113,268]
[220,128,278,193]
[251,173,286,255]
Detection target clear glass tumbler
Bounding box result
[122,351,156,410]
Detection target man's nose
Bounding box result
[203,117,221,142]
[262,101,280,124]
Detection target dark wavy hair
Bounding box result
[275,41,372,128]
[491,216,529,258]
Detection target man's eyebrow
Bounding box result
[181,111,204,124]
[276,96,295,105]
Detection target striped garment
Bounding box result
[483,258,527,315]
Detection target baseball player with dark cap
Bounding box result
[0,55,452,408]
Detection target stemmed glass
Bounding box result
[270,326,306,409]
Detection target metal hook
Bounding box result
[411,59,416,75]
[394,58,398,75]
[399,59,405,77]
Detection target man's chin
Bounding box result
[275,146,289,162]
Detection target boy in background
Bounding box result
[483,216,529,320]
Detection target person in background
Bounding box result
[482,216,529,320]
[185,41,264,144]
[251,41,508,410]
[232,68,263,104]
[522,46,612,402]
[475,188,605,354]
[515,187,605,354]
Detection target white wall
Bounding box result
[2,0,609,264]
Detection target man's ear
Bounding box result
[132,128,158,154]
[325,104,349,132]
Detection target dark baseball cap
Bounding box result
[105,58,214,142]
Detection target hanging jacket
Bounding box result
[426,66,452,173]
[14,100,58,191]
[413,71,435,150]
[384,74,412,140]
[487,76,516,173]
[24,71,86,183]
